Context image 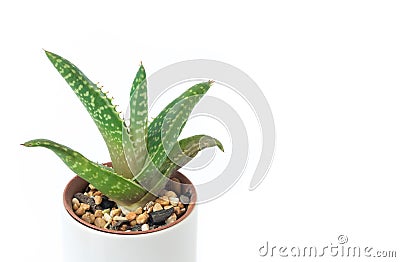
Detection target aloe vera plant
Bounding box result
[23,51,223,212]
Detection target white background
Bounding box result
[2,1,400,261]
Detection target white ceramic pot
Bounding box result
[62,173,198,262]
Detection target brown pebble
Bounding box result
[93,191,102,197]
[94,210,103,218]
[136,213,149,224]
[110,208,121,217]
[80,203,90,211]
[153,203,163,212]
[156,196,170,206]
[164,205,173,210]
[130,220,137,226]
[72,203,80,211]
[82,212,95,224]
[126,212,137,221]
[75,207,85,216]
[94,195,102,205]
[174,207,182,216]
[120,224,128,231]
[178,202,184,209]
[165,213,177,225]
[94,217,106,228]
[135,207,143,215]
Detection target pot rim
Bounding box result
[63,165,197,235]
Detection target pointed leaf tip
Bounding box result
[216,140,224,152]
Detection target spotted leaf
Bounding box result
[124,64,148,176]
[159,134,224,174]
[134,81,213,191]
[45,51,132,179]
[22,139,146,204]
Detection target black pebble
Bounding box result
[100,196,116,209]
[149,208,174,225]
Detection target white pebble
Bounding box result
[169,197,179,206]
[141,224,150,231]
[103,213,112,222]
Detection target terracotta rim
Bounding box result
[63,164,197,235]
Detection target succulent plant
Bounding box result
[23,51,223,213]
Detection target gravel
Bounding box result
[72,179,190,232]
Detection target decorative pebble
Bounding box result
[169,197,179,206]
[72,198,80,206]
[179,195,190,205]
[174,207,182,216]
[134,207,143,215]
[72,203,80,211]
[100,196,116,210]
[164,205,173,210]
[149,208,174,225]
[156,196,170,206]
[75,207,85,216]
[80,203,91,211]
[165,213,177,225]
[153,203,163,212]
[94,217,106,228]
[103,213,112,223]
[136,213,149,224]
[141,224,150,231]
[94,195,102,205]
[110,208,121,217]
[93,191,102,197]
[126,212,137,221]
[164,191,177,198]
[82,212,95,224]
[94,210,103,218]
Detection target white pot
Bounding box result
[62,174,198,262]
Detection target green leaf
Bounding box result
[159,134,224,174]
[124,64,148,176]
[45,51,132,179]
[22,139,146,204]
[147,81,213,158]
[134,81,213,191]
